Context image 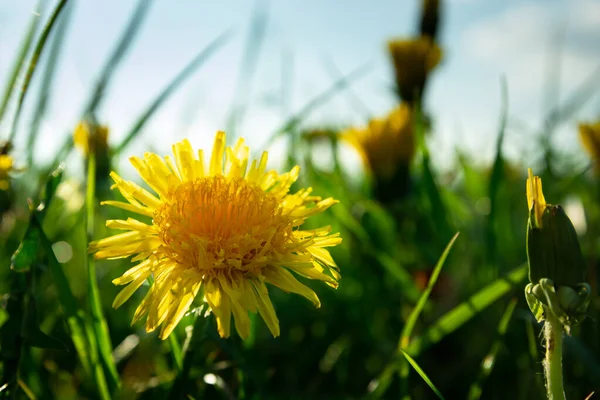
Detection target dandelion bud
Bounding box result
[525,169,590,328]
[526,204,586,287]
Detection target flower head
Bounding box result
[578,121,600,172]
[387,37,442,103]
[90,131,341,340]
[343,104,415,181]
[74,120,109,156]
[525,169,590,329]
[0,154,14,191]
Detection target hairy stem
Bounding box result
[544,311,565,400]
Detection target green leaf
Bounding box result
[22,292,67,351]
[400,349,445,400]
[525,286,545,323]
[407,264,527,355]
[33,214,93,375]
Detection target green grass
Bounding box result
[0,2,599,400]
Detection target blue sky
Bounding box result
[1,0,599,172]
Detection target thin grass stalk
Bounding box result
[27,1,73,165]
[398,233,459,399]
[261,61,371,149]
[114,30,232,155]
[169,334,183,373]
[84,0,154,115]
[226,0,269,140]
[0,0,44,124]
[9,0,69,143]
[85,150,120,393]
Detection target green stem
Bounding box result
[168,327,183,372]
[85,150,120,393]
[167,314,207,400]
[544,311,565,400]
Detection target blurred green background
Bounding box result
[1,0,600,399]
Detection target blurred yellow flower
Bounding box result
[388,37,442,103]
[0,154,14,191]
[578,122,600,171]
[526,168,547,228]
[74,120,109,156]
[343,104,415,180]
[90,131,341,340]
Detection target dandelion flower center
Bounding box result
[154,176,290,275]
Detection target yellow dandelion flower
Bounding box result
[0,154,14,191]
[387,37,442,103]
[526,168,547,227]
[74,120,109,156]
[90,131,342,340]
[578,122,600,172]
[343,104,415,180]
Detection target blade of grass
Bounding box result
[486,77,508,268]
[260,61,372,149]
[467,298,517,400]
[415,105,451,242]
[84,0,154,115]
[9,0,69,143]
[322,57,371,119]
[81,307,111,400]
[114,30,232,155]
[45,0,153,171]
[226,0,269,140]
[280,49,293,118]
[169,334,183,373]
[407,264,527,355]
[400,349,445,400]
[399,232,460,350]
[85,150,120,392]
[370,264,527,399]
[0,0,44,124]
[26,1,73,164]
[544,64,600,130]
[398,233,460,396]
